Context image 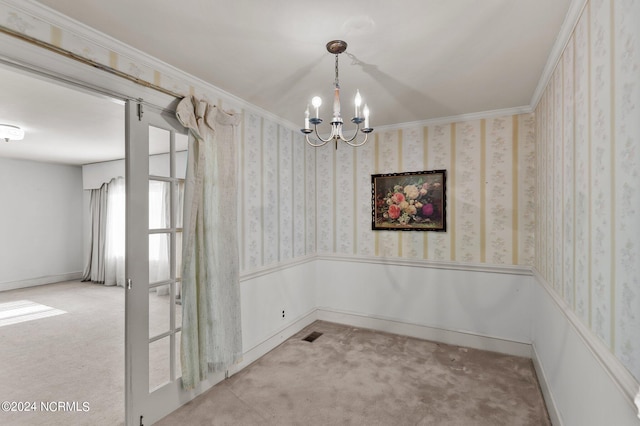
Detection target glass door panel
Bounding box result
[175,231,183,280]
[149,126,171,178]
[148,285,170,338]
[148,283,181,340]
[149,337,171,390]
[148,232,171,284]
[147,124,183,393]
[149,180,171,228]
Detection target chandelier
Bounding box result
[301,40,373,149]
[0,124,24,142]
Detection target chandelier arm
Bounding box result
[337,123,364,143]
[305,134,330,147]
[343,132,370,147]
[315,124,337,143]
[304,124,333,147]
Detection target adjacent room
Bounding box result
[0,62,129,424]
[0,65,187,425]
[0,0,638,425]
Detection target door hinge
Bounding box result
[139,414,144,426]
[137,101,144,121]
[127,278,132,290]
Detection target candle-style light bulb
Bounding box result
[354,90,362,118]
[311,96,322,119]
[363,104,370,129]
[304,105,310,130]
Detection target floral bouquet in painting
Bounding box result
[372,170,446,231]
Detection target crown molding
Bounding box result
[374,105,533,132]
[529,0,589,110]
[0,0,301,131]
[2,0,586,134]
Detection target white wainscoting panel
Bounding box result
[314,256,533,346]
[531,272,640,426]
[240,259,317,354]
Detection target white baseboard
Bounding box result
[316,307,533,358]
[531,344,563,426]
[230,305,535,380]
[0,272,83,291]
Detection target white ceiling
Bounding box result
[1,0,572,165]
[0,64,125,165]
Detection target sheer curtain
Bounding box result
[104,177,125,286]
[82,176,125,286]
[176,96,242,390]
[85,176,181,290]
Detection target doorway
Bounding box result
[0,31,193,421]
[0,63,127,425]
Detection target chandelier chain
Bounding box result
[334,54,340,88]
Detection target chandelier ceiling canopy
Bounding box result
[0,124,25,142]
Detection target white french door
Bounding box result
[125,100,189,426]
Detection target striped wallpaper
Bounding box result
[314,115,536,266]
[0,2,535,269]
[535,0,640,382]
[240,114,316,271]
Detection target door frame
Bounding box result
[0,31,185,426]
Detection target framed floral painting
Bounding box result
[371,169,447,231]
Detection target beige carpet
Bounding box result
[1,283,550,425]
[0,281,125,426]
[157,321,550,426]
[0,280,179,426]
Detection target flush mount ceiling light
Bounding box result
[0,124,25,142]
[301,40,373,149]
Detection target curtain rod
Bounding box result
[0,25,184,100]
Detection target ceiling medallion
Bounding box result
[0,124,25,142]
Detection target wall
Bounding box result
[240,260,317,355]
[239,113,316,272]
[316,114,536,267]
[534,0,640,384]
[316,258,532,356]
[0,157,83,289]
[309,112,537,360]
[532,273,639,426]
